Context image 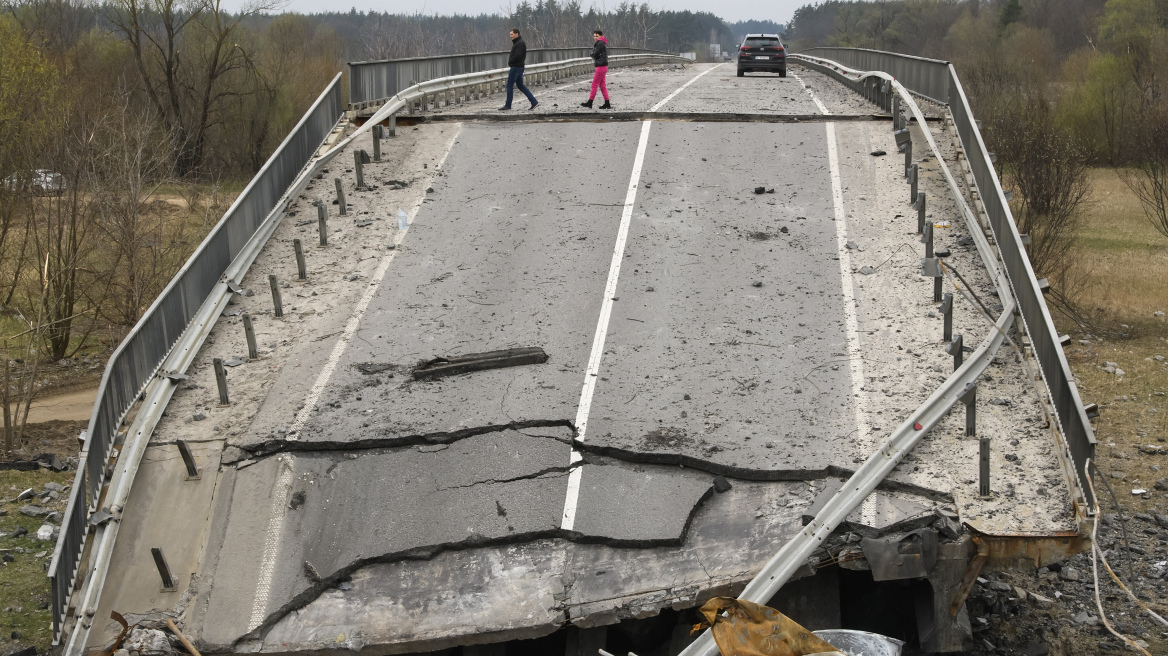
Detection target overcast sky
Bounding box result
[238,0,807,25]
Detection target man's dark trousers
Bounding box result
[505,67,536,108]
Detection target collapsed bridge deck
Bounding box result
[84,63,1081,655]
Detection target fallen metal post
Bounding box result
[212,358,229,405]
[151,547,176,590]
[242,313,258,360]
[334,178,346,215]
[175,440,199,479]
[294,239,306,280]
[269,274,283,318]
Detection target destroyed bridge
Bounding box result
[48,46,1097,656]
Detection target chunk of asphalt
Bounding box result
[753,186,766,194]
[412,347,549,380]
[871,149,887,156]
[713,475,732,493]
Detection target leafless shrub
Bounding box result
[1119,105,1168,242]
[994,101,1091,278]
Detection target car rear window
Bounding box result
[744,38,781,48]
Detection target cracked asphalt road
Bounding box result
[82,64,1080,655]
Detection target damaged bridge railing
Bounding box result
[798,47,1097,511]
[48,73,345,646]
[348,46,666,109]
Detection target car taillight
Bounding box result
[777,47,785,52]
[740,46,751,51]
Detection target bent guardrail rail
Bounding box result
[48,72,345,646]
[349,46,669,107]
[798,47,1096,511]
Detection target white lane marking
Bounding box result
[793,72,831,115]
[249,457,294,630]
[249,125,462,630]
[649,63,724,112]
[804,66,874,524]
[825,121,875,525]
[560,120,653,531]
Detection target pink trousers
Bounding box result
[590,66,609,101]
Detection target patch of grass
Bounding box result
[0,467,76,656]
[1064,169,1168,329]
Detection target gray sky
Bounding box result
[245,0,806,26]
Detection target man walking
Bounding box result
[501,28,538,111]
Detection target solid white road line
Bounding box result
[649,63,724,112]
[560,119,652,531]
[249,126,462,631]
[796,66,876,524]
[562,63,722,531]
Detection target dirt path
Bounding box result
[17,386,97,424]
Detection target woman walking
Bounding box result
[581,30,611,109]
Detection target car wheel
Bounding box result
[737,69,744,77]
[780,68,787,78]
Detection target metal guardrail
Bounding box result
[796,47,1097,509]
[348,46,666,107]
[48,72,345,645]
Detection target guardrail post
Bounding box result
[921,221,933,258]
[388,114,397,137]
[979,437,991,498]
[294,239,306,280]
[317,201,328,246]
[372,125,382,162]
[213,357,229,405]
[243,313,258,359]
[960,383,977,436]
[947,334,964,370]
[915,192,926,234]
[892,95,901,130]
[269,274,283,318]
[904,140,913,178]
[176,440,200,479]
[334,178,346,215]
[940,293,953,341]
[909,163,918,203]
[151,547,177,591]
[354,150,365,190]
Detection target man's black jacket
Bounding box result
[590,39,608,67]
[509,37,527,67]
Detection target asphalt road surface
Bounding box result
[84,64,1078,655]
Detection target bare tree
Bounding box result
[108,0,284,177]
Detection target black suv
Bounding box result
[737,33,786,77]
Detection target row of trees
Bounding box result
[789,0,1168,334]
